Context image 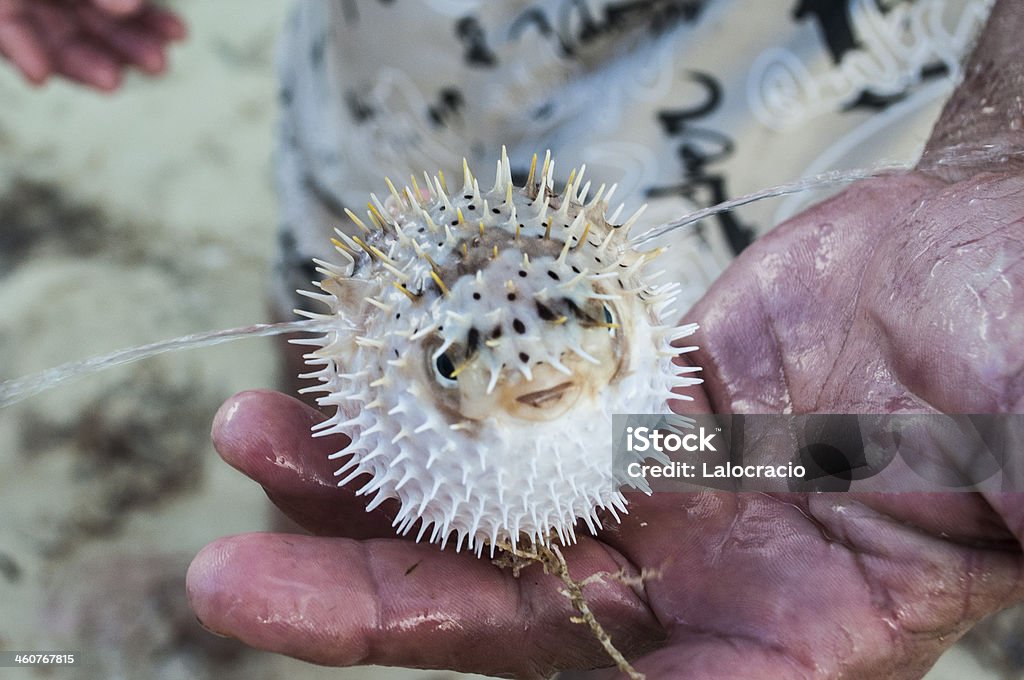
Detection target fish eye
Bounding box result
[603,305,617,336]
[434,351,458,385]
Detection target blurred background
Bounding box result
[0,2,1018,679]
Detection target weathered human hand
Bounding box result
[186,157,1024,678]
[0,0,185,90]
[187,1,1024,677]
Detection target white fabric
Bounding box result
[272,0,992,312]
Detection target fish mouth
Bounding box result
[515,381,574,409]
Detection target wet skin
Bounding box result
[186,0,1024,673]
[188,160,1024,679]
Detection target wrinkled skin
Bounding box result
[0,0,185,90]
[188,3,1024,675]
[188,163,1024,679]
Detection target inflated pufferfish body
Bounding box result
[297,150,701,554]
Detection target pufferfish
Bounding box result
[294,149,702,555]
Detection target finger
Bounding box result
[76,4,166,74]
[212,390,399,539]
[626,638,817,680]
[52,39,120,90]
[920,0,1024,181]
[0,19,51,84]
[26,6,122,91]
[137,5,187,42]
[187,533,663,677]
[89,0,144,17]
[26,0,79,43]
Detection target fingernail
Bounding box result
[96,68,120,91]
[140,51,166,75]
[24,69,50,87]
[194,616,234,639]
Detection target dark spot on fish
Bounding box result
[513,319,526,334]
[467,327,480,355]
[547,271,560,281]
[535,301,557,321]
[565,298,588,321]
[519,352,530,363]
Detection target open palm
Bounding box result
[187,2,1024,675]
[186,165,1024,678]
